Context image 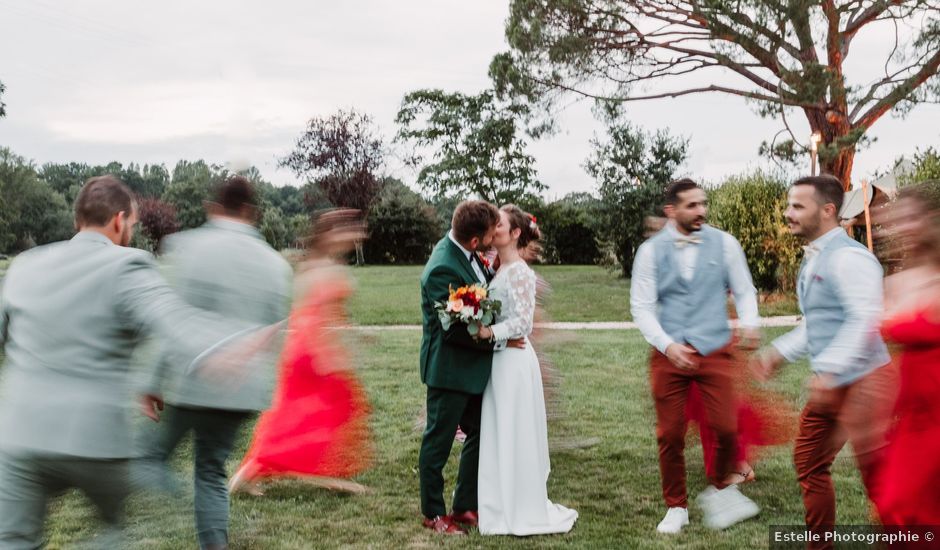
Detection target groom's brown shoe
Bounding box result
[422,515,467,535]
[451,510,479,527]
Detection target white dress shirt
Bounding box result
[771,226,885,379]
[631,223,761,354]
[449,231,487,284]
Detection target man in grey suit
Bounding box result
[0,176,262,549]
[137,176,292,550]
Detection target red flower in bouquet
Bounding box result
[434,283,502,335]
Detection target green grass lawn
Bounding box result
[346,265,799,325]
[0,262,797,323]
[34,328,871,549]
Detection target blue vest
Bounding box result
[799,231,890,385]
[652,225,731,356]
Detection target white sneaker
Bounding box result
[697,484,760,530]
[656,507,689,534]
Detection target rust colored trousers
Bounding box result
[650,342,739,508]
[794,364,898,550]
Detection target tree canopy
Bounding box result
[280,109,385,213]
[396,89,545,205]
[491,0,940,189]
[587,118,689,275]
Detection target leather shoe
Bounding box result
[422,515,467,535]
[451,510,479,527]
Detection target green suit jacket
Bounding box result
[419,235,497,395]
[144,219,293,412]
[0,231,257,458]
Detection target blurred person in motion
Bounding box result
[685,380,794,486]
[0,176,262,549]
[631,179,762,534]
[647,211,792,486]
[753,175,897,550]
[229,209,373,496]
[137,175,293,550]
[874,184,940,526]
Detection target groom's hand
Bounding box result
[476,325,494,341]
[507,338,526,349]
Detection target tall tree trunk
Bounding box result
[824,147,855,191]
[804,108,854,191]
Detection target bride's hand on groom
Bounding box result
[475,324,526,349]
[506,338,526,349]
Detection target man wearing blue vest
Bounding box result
[754,175,896,550]
[632,179,761,534]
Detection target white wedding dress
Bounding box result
[478,260,578,536]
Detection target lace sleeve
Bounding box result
[490,264,537,342]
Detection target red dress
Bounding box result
[686,381,794,477]
[877,308,940,525]
[237,272,372,481]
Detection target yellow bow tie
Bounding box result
[674,235,703,249]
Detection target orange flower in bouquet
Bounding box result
[435,283,502,336]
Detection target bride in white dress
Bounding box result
[475,205,578,536]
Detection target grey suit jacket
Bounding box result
[144,219,293,411]
[0,231,259,458]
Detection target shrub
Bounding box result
[708,170,801,292]
[903,147,940,185]
[259,207,292,251]
[599,182,665,277]
[534,193,603,264]
[0,148,74,253]
[363,179,440,264]
[137,198,180,253]
[287,213,312,248]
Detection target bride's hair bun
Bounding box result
[500,204,541,249]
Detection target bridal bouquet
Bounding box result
[435,283,502,336]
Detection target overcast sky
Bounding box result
[1,0,937,198]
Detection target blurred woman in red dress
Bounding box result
[686,380,794,484]
[876,185,940,525]
[230,209,373,495]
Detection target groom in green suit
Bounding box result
[418,200,523,535]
